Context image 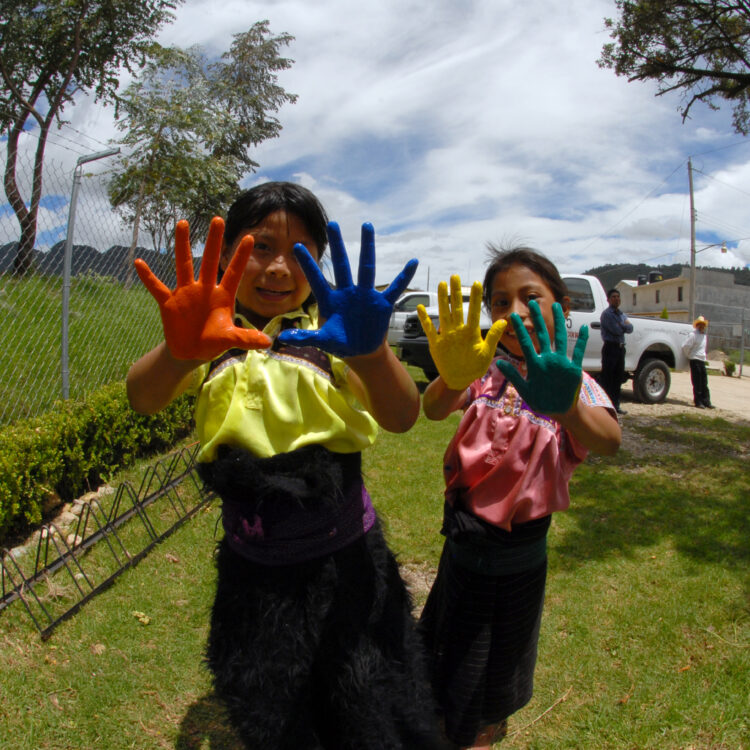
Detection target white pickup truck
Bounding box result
[397,274,693,403]
[387,291,439,345]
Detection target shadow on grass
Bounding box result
[175,692,245,750]
[555,417,750,581]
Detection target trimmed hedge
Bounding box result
[0,382,194,544]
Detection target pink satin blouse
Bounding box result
[443,358,614,531]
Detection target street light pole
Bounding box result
[61,147,120,399]
[688,158,697,322]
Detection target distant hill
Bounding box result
[582,263,750,290]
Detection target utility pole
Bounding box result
[688,158,697,323]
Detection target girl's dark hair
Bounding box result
[224,181,329,258]
[482,243,568,310]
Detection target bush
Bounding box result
[0,382,194,544]
[724,360,737,377]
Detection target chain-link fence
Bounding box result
[0,140,193,426]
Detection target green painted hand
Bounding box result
[495,300,588,415]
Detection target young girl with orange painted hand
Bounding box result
[127,182,446,749]
[417,245,621,749]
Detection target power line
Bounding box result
[579,160,687,253]
[689,138,750,159]
[692,167,750,199]
[0,103,115,160]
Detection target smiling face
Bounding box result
[489,263,566,359]
[220,209,320,330]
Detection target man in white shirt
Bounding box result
[682,316,714,409]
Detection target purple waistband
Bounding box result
[222,482,376,565]
[199,445,377,565]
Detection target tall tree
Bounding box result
[599,1,750,134]
[0,0,181,275]
[108,20,297,281]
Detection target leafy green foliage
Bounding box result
[0,383,194,543]
[108,20,297,254]
[0,0,183,274]
[599,1,750,134]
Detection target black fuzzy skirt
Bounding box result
[201,445,448,750]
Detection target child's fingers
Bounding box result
[483,319,507,354]
[293,243,329,302]
[465,281,483,331]
[234,328,272,350]
[198,216,224,286]
[134,259,171,306]
[326,222,354,289]
[495,357,528,395]
[571,324,589,368]
[382,258,418,305]
[174,220,195,288]
[357,222,376,289]
[528,300,551,353]
[278,327,340,354]
[552,303,568,354]
[449,275,464,327]
[417,304,438,347]
[221,234,254,296]
[510,312,538,361]
[436,280,451,334]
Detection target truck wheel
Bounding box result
[634,360,670,403]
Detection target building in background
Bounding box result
[616,267,750,352]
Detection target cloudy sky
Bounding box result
[35,0,750,288]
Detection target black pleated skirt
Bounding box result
[418,524,549,747]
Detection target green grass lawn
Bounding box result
[0,404,748,749]
[0,274,162,424]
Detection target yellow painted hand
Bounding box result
[417,275,507,390]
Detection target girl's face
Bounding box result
[221,209,320,329]
[489,263,566,359]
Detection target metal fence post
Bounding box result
[61,148,119,399]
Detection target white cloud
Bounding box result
[8,0,750,285]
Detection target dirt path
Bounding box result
[619,368,750,422]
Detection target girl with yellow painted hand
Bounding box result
[417,275,507,391]
[417,245,622,750]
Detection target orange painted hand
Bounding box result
[417,275,507,390]
[134,217,271,361]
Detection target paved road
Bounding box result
[620,365,750,422]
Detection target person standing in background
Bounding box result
[599,288,633,415]
[682,316,714,409]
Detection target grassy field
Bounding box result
[0,274,162,424]
[0,393,748,748]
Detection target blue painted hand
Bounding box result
[277,221,418,358]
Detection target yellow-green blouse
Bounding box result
[189,307,378,463]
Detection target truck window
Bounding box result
[397,294,430,312]
[564,278,595,312]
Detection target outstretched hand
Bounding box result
[495,300,588,415]
[277,222,418,358]
[418,275,507,390]
[134,217,271,360]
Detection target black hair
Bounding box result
[224,182,329,258]
[607,288,620,298]
[482,243,568,311]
